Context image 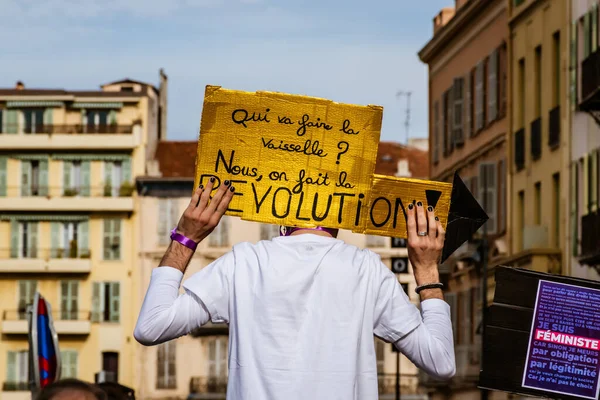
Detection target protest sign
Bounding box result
[480,267,600,400]
[194,86,487,260]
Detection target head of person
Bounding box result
[280,226,339,238]
[36,379,107,400]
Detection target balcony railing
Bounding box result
[3,382,29,391]
[0,247,91,260]
[3,310,90,322]
[581,50,600,109]
[189,376,228,395]
[580,210,600,265]
[548,105,560,149]
[0,124,134,135]
[4,183,135,198]
[530,118,541,161]
[514,128,525,171]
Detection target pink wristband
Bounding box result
[170,228,198,251]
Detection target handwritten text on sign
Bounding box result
[194,86,451,237]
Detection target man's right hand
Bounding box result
[176,178,235,243]
[405,201,445,288]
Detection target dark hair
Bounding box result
[36,379,107,400]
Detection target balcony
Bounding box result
[580,210,600,266]
[2,310,91,335]
[530,118,541,161]
[189,377,227,398]
[0,248,92,274]
[581,50,600,111]
[0,184,134,212]
[0,124,140,150]
[514,128,525,171]
[548,106,560,149]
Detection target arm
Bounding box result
[134,179,235,346]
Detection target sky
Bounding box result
[1,0,452,143]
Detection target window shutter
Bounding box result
[122,157,132,184]
[169,200,180,232]
[157,343,166,388]
[158,200,168,245]
[433,102,439,164]
[113,219,121,259]
[51,222,60,258]
[71,281,79,320]
[5,110,18,134]
[29,222,39,258]
[479,163,498,234]
[447,85,454,153]
[103,220,111,260]
[61,281,69,319]
[445,293,458,343]
[110,282,120,322]
[441,92,447,157]
[91,282,101,322]
[63,162,72,194]
[571,21,578,110]
[475,61,484,131]
[0,156,6,196]
[39,159,49,196]
[220,217,229,246]
[108,110,117,125]
[7,351,16,383]
[208,340,216,377]
[168,341,177,388]
[21,161,31,197]
[498,159,506,233]
[43,109,53,127]
[464,73,472,138]
[77,161,90,196]
[453,77,464,146]
[104,162,113,191]
[585,12,591,58]
[571,163,579,256]
[78,220,89,257]
[488,49,498,123]
[10,220,19,258]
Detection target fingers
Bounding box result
[436,218,446,250]
[209,185,235,226]
[415,201,427,237]
[196,177,216,213]
[427,206,437,240]
[406,202,417,243]
[204,179,230,215]
[188,186,203,209]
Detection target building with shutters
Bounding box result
[569,1,600,281]
[134,139,429,400]
[418,1,509,399]
[0,71,168,399]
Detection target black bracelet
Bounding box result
[415,283,444,294]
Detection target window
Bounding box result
[102,352,119,382]
[498,159,506,233]
[0,156,6,197]
[518,58,526,127]
[21,159,48,196]
[442,90,449,156]
[571,163,579,256]
[158,199,181,245]
[534,46,542,118]
[63,161,90,196]
[366,235,386,248]
[391,237,407,248]
[534,182,541,225]
[11,221,38,259]
[588,152,598,212]
[92,282,120,322]
[86,110,109,129]
[453,77,464,145]
[18,280,37,320]
[475,61,485,132]
[209,216,229,247]
[103,219,121,260]
[260,224,280,241]
[552,173,560,247]
[207,338,227,379]
[50,221,89,259]
[459,290,472,345]
[518,190,525,252]
[499,43,508,118]
[61,350,78,378]
[157,341,177,389]
[464,72,472,138]
[23,109,45,134]
[6,351,28,390]
[1,109,19,134]
[478,163,497,234]
[61,281,79,321]
[446,292,458,343]
[433,101,439,164]
[570,21,578,110]
[375,337,385,374]
[487,49,498,123]
[553,31,561,107]
[104,158,131,197]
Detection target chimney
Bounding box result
[158,69,168,140]
[15,81,25,90]
[433,7,456,35]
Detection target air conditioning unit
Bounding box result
[522,225,548,250]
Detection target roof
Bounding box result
[101,78,159,93]
[0,88,144,97]
[375,141,429,179]
[154,140,429,180]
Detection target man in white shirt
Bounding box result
[135,178,456,399]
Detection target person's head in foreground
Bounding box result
[35,379,107,400]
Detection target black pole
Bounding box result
[396,349,400,400]
[480,170,489,400]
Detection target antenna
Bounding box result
[396,90,412,144]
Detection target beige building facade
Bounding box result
[0,72,167,399]
[134,140,430,400]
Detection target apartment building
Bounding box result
[570,0,600,281]
[505,0,570,274]
[418,1,508,399]
[135,140,429,400]
[0,71,167,399]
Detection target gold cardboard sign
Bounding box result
[194,86,453,238]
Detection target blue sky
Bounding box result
[2,0,451,143]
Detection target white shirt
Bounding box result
[135,234,455,400]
